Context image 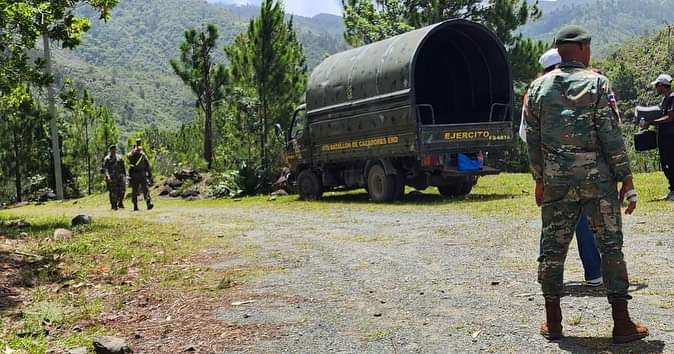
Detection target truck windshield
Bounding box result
[290,109,307,139]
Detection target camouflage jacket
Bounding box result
[102,155,126,182]
[127,151,152,178]
[524,62,632,186]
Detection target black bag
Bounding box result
[634,130,657,152]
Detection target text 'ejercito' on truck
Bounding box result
[285,19,513,202]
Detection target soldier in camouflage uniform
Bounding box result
[127,138,154,211]
[102,145,126,210]
[524,25,648,344]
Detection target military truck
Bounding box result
[285,19,513,202]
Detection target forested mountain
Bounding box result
[54,0,672,133]
[523,0,674,57]
[52,0,347,132]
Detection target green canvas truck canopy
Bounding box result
[306,19,512,125]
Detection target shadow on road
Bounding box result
[555,336,665,354]
[564,281,648,298]
[318,191,521,205]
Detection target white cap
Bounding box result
[538,49,562,70]
[651,74,672,86]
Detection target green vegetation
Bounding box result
[1,172,672,351]
[170,24,229,169]
[0,207,252,352]
[342,0,545,82]
[53,0,347,132]
[522,0,674,58]
[225,0,307,181]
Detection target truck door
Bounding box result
[286,107,309,170]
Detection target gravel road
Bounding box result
[152,194,672,354]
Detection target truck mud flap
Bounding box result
[419,122,512,153]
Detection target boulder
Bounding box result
[175,169,201,182]
[67,347,88,354]
[157,185,172,196]
[181,189,200,199]
[165,176,183,188]
[53,228,73,241]
[271,189,289,197]
[39,191,57,202]
[71,215,92,227]
[168,190,181,198]
[93,336,132,354]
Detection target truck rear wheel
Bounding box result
[438,179,474,198]
[367,164,397,202]
[297,170,323,200]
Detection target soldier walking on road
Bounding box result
[102,145,126,210]
[524,25,649,344]
[127,138,154,211]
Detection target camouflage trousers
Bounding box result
[108,180,125,208]
[538,181,631,303]
[130,175,151,206]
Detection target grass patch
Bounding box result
[0,209,243,352]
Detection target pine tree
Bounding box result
[170,24,228,170]
[225,0,307,176]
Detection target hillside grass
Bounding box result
[0,172,671,352]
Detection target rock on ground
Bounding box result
[72,215,92,226]
[93,336,132,354]
[53,228,73,241]
[66,347,88,354]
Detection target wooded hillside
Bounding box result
[52,0,347,132]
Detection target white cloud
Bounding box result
[282,0,342,17]
[209,0,342,17]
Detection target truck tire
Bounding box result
[367,164,396,202]
[438,179,474,198]
[297,170,323,200]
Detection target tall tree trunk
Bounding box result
[43,32,64,200]
[205,104,213,169]
[85,117,92,195]
[12,125,22,203]
[203,42,213,170]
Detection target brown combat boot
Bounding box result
[611,301,649,344]
[540,299,563,340]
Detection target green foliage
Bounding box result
[600,27,674,173]
[0,85,52,203]
[225,0,307,189]
[140,121,207,177]
[341,0,413,46]
[170,24,229,169]
[50,0,346,133]
[341,0,543,83]
[522,0,674,58]
[208,170,245,198]
[59,82,121,195]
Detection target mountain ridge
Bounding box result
[52,0,347,132]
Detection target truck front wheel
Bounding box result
[297,170,323,200]
[367,164,397,202]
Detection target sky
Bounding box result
[210,0,343,17]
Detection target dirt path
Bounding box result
[135,198,672,354]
